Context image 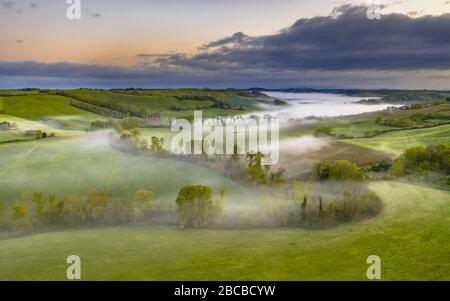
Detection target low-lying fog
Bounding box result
[261,91,396,119]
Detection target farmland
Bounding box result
[0,89,449,281]
[0,182,448,280]
[344,124,450,155]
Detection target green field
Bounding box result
[1,94,100,120]
[0,181,448,280]
[344,124,450,155]
[53,89,265,119]
[0,135,260,207]
[0,89,449,281]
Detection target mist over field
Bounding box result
[0,1,449,283]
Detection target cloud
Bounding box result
[159,5,450,72]
[30,2,39,9]
[1,5,450,89]
[16,39,23,43]
[85,9,101,18]
[201,32,249,49]
[0,60,449,90]
[2,1,16,8]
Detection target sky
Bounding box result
[1,0,450,89]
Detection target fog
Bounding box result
[260,92,397,120]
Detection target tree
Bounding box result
[13,204,28,219]
[175,185,222,228]
[402,146,428,172]
[390,159,405,177]
[314,160,364,181]
[0,200,5,221]
[270,168,285,185]
[313,126,333,137]
[150,136,164,152]
[246,152,269,184]
[32,192,45,216]
[47,194,64,224]
[121,117,141,131]
[319,197,324,217]
[131,189,159,221]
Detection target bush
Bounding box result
[390,144,450,179]
[175,185,223,228]
[313,126,334,137]
[314,160,365,181]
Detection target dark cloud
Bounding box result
[16,39,23,43]
[1,5,450,89]
[201,32,249,49]
[2,1,16,8]
[159,5,450,72]
[85,9,101,18]
[0,60,449,90]
[406,11,419,16]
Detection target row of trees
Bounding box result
[218,181,381,229]
[0,189,164,234]
[57,91,146,118]
[391,144,450,179]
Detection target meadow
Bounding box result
[0,135,260,207]
[344,124,450,155]
[0,89,449,281]
[0,181,448,280]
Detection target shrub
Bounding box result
[390,144,450,179]
[313,126,334,137]
[314,160,365,181]
[175,185,223,228]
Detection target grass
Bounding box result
[1,94,100,120]
[0,114,83,143]
[55,89,263,119]
[344,124,450,155]
[0,135,260,207]
[0,181,448,280]
[332,122,397,137]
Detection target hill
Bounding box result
[0,181,448,280]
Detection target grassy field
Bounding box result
[0,181,448,280]
[0,114,83,143]
[0,134,260,207]
[54,89,265,119]
[1,94,100,120]
[344,124,450,155]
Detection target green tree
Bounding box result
[246,152,269,184]
[313,126,333,137]
[175,185,221,228]
[314,160,364,181]
[0,200,5,221]
[131,189,159,221]
[121,117,141,130]
[13,204,28,219]
[150,136,164,152]
[32,192,45,216]
[390,159,405,177]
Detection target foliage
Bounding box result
[175,185,223,228]
[313,126,334,137]
[390,144,450,179]
[246,152,269,184]
[313,160,365,181]
[150,136,164,152]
